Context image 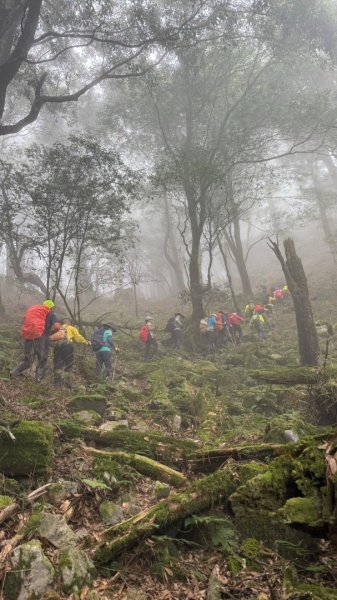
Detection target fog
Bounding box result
[1,0,337,324]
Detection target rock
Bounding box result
[60,479,79,495]
[47,483,67,505]
[270,353,283,362]
[284,429,299,443]
[99,500,124,525]
[99,420,129,432]
[126,588,148,600]
[3,540,54,599]
[67,394,107,417]
[75,527,89,541]
[58,546,96,593]
[38,513,77,548]
[72,410,103,426]
[105,409,122,421]
[154,481,170,499]
[172,415,182,431]
[0,421,53,478]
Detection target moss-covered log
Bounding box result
[0,421,53,477]
[84,429,199,466]
[94,468,239,565]
[189,443,284,474]
[86,447,187,487]
[249,366,336,385]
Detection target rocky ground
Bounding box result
[1,294,337,599]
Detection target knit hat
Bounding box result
[43,299,55,309]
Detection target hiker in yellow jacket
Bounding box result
[50,318,90,386]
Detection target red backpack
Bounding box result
[139,325,149,343]
[21,305,50,340]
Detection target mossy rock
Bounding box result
[55,419,86,439]
[234,513,319,563]
[278,496,323,527]
[264,413,317,444]
[239,461,268,485]
[58,546,96,593]
[72,410,103,426]
[67,394,107,417]
[0,421,53,477]
[3,539,54,600]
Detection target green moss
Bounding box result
[241,537,262,559]
[0,494,14,509]
[0,421,53,478]
[278,496,323,526]
[23,503,44,537]
[55,419,86,439]
[238,462,267,484]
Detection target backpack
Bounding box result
[90,327,105,352]
[139,324,149,343]
[165,317,175,333]
[215,312,224,332]
[21,305,50,340]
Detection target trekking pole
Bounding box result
[112,352,118,380]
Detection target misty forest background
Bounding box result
[1,0,337,327]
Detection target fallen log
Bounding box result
[84,428,198,466]
[94,468,239,566]
[85,447,188,487]
[248,366,334,385]
[188,443,284,474]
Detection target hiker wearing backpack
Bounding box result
[250,313,266,339]
[92,324,119,379]
[139,318,158,361]
[11,300,59,382]
[274,288,284,305]
[215,310,228,347]
[228,312,244,344]
[205,313,217,353]
[50,318,90,385]
[172,313,184,348]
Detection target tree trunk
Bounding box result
[224,178,254,300]
[217,236,241,313]
[162,192,186,293]
[309,159,337,266]
[269,238,320,366]
[0,283,5,316]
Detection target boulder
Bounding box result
[99,500,124,525]
[154,481,170,499]
[67,394,107,417]
[0,421,53,478]
[38,513,77,548]
[58,546,96,593]
[72,410,103,426]
[3,540,54,599]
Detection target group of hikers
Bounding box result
[10,300,119,385]
[10,285,288,384]
[198,285,288,352]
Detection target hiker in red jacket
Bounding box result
[228,312,244,343]
[11,300,59,382]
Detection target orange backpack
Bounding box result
[21,305,50,340]
[139,325,149,342]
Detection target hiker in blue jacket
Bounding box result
[94,324,119,379]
